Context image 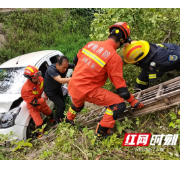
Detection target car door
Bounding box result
[48,51,74,78]
[36,60,54,119]
[48,53,64,65]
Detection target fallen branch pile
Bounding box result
[76,76,180,126]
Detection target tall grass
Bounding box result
[0,8,93,64]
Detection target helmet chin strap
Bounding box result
[117,39,125,49]
[118,36,132,49]
[120,41,125,47]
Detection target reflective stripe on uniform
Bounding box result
[32,91,39,95]
[39,81,44,89]
[149,74,157,79]
[156,44,167,49]
[82,48,106,67]
[69,107,77,115]
[156,44,164,48]
[136,78,148,85]
[105,108,113,115]
[26,67,34,72]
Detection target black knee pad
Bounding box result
[71,103,84,113]
[109,102,126,120]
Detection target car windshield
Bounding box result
[0,67,26,94]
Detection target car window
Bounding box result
[39,61,49,78]
[49,55,59,64]
[0,67,26,94]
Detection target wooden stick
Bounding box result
[156,84,163,98]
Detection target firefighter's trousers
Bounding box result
[67,87,125,128]
[28,101,52,126]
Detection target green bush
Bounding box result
[70,8,101,19]
[89,8,180,90]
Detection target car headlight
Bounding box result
[0,107,21,128]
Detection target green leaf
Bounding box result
[125,117,128,122]
[170,112,177,120]
[23,142,32,147]
[91,139,96,146]
[82,127,88,133]
[88,153,92,157]
[177,125,180,129]
[169,122,175,128]
[39,129,43,132]
[42,124,47,129]
[176,119,180,124]
[121,18,128,21]
[136,120,140,127]
[44,131,48,135]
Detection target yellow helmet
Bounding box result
[123,40,150,64]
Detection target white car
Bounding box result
[0,50,73,141]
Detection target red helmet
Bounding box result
[109,22,130,40]
[24,65,41,79]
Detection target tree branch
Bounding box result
[72,143,88,160]
[158,28,169,34]
[162,30,172,43]
[158,23,169,34]
[168,28,172,43]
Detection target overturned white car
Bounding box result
[0,50,73,141]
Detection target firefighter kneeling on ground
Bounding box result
[123,40,180,90]
[66,22,144,139]
[21,65,54,139]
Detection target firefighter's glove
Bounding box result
[126,94,144,109]
[130,99,144,109]
[30,98,40,107]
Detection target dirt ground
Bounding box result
[84,101,100,111]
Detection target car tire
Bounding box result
[26,118,36,139]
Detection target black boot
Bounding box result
[35,125,45,139]
[60,114,65,122]
[65,117,75,126]
[54,117,61,124]
[95,123,112,139]
[52,113,61,124]
[50,112,54,118]
[48,112,56,123]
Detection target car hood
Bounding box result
[0,94,21,113]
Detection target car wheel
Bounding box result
[26,118,36,139]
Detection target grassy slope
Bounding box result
[0,9,180,160]
[0,9,92,64]
[2,108,180,160]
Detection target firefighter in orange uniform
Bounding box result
[21,65,54,138]
[66,22,144,138]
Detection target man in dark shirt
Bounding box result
[44,56,74,123]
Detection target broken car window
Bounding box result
[0,67,26,94]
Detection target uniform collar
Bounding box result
[27,77,40,86]
[106,39,117,50]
